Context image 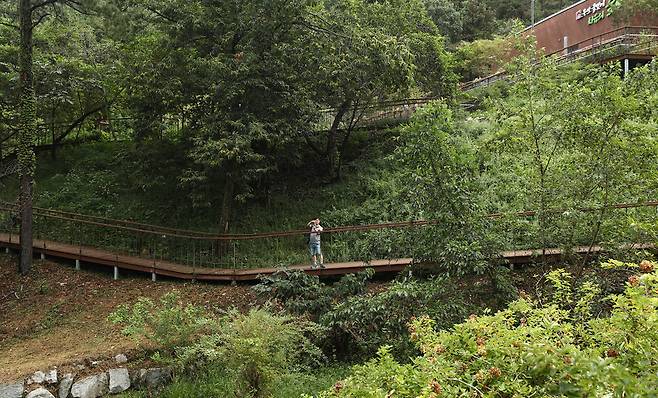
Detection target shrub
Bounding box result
[253,269,332,316]
[320,277,473,359]
[176,308,325,398]
[316,264,658,397]
[255,270,475,360]
[253,268,375,316]
[107,291,214,351]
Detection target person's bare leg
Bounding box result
[319,253,324,267]
[311,254,317,267]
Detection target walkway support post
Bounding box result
[114,266,119,280]
[75,259,80,270]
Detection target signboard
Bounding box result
[575,0,622,25]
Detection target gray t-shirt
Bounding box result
[309,224,323,244]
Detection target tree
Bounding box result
[16,0,38,275]
[114,0,317,233]
[116,0,457,230]
[479,50,658,262]
[4,0,94,274]
[389,101,500,279]
[423,0,463,43]
[302,0,457,181]
[618,0,658,17]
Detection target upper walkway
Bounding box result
[2,232,649,281]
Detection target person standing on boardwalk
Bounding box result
[308,218,324,269]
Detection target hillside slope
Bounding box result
[0,254,255,382]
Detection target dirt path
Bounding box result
[0,254,257,382]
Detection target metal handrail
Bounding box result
[2,200,656,241]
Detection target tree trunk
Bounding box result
[326,101,350,182]
[18,0,36,275]
[19,174,33,272]
[51,119,57,160]
[216,176,235,257]
[220,177,234,234]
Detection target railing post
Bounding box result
[151,239,157,282]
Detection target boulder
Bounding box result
[70,373,108,398]
[108,369,130,394]
[26,388,55,398]
[28,371,46,384]
[58,374,74,398]
[0,383,23,398]
[131,368,172,391]
[44,370,57,385]
[114,354,128,364]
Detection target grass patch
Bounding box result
[115,364,350,398]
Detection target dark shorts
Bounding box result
[309,242,321,256]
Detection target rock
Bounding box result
[108,369,130,394]
[58,374,74,398]
[44,369,57,385]
[131,368,172,391]
[114,354,127,364]
[90,362,100,368]
[29,371,46,384]
[0,383,23,398]
[26,388,55,398]
[70,373,108,398]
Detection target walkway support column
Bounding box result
[75,259,80,270]
[624,58,630,75]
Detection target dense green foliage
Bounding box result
[2,58,657,273]
[316,263,658,397]
[254,269,485,359]
[2,0,658,396]
[322,58,658,275]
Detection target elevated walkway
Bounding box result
[1,232,651,281]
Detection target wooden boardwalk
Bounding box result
[0,233,649,281]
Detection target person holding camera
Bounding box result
[307,218,324,269]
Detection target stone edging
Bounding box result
[0,356,172,398]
